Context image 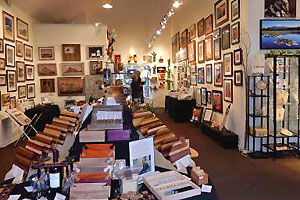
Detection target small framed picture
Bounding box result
[62,44,81,61]
[86,45,104,60]
[18,85,26,99]
[188,41,196,63]
[0,74,6,86]
[3,11,15,42]
[6,70,17,92]
[180,29,189,48]
[223,52,233,77]
[0,58,5,70]
[37,63,57,76]
[201,87,207,106]
[16,61,25,82]
[214,38,222,60]
[27,83,35,99]
[16,41,24,58]
[234,70,243,86]
[198,67,205,84]
[189,23,196,41]
[0,39,4,53]
[222,24,231,50]
[206,64,213,83]
[231,22,240,45]
[89,61,103,75]
[25,65,34,81]
[38,47,55,60]
[231,0,240,22]
[203,108,213,122]
[213,28,221,39]
[197,18,205,37]
[214,0,229,27]
[2,94,10,107]
[204,14,213,35]
[10,96,16,109]
[24,44,33,62]
[17,18,29,41]
[214,62,223,87]
[224,79,233,102]
[61,63,84,76]
[191,73,197,86]
[205,35,213,61]
[5,44,15,67]
[212,90,223,113]
[190,64,197,73]
[207,91,212,104]
[234,48,243,65]
[40,79,55,93]
[198,40,205,64]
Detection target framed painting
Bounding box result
[265,0,296,18]
[201,87,207,106]
[214,0,229,27]
[24,44,33,62]
[25,65,34,81]
[234,70,243,86]
[62,44,81,61]
[6,70,17,92]
[207,91,212,104]
[18,85,26,99]
[198,67,205,84]
[27,84,35,99]
[40,79,55,93]
[234,48,243,65]
[198,40,205,64]
[90,61,103,75]
[231,0,240,22]
[10,96,16,109]
[212,90,223,113]
[17,18,29,41]
[2,94,10,107]
[197,18,205,37]
[0,39,3,53]
[5,44,15,67]
[16,41,24,58]
[37,63,57,76]
[0,74,6,86]
[231,22,240,45]
[206,64,213,83]
[191,64,197,74]
[0,58,4,70]
[191,73,197,86]
[180,29,189,48]
[3,11,14,42]
[57,77,85,96]
[189,23,196,41]
[38,47,55,60]
[188,40,196,63]
[223,52,233,77]
[61,62,84,76]
[16,61,25,82]
[213,28,221,39]
[172,32,180,63]
[180,47,188,61]
[222,24,231,50]
[224,79,233,102]
[204,14,213,35]
[214,38,222,60]
[205,35,213,61]
[214,62,223,87]
[86,45,104,60]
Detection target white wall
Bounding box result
[33,24,107,109]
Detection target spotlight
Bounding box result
[156,30,161,35]
[173,1,180,8]
[102,3,113,9]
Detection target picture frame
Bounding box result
[203,108,213,122]
[86,45,104,60]
[38,47,55,60]
[37,63,57,76]
[231,22,240,45]
[62,44,81,61]
[234,70,243,86]
[6,70,17,92]
[189,23,196,41]
[0,58,5,70]
[16,18,29,41]
[234,48,243,65]
[213,28,221,39]
[89,61,103,75]
[2,94,10,107]
[5,44,15,67]
[25,65,34,81]
[190,64,197,73]
[198,67,205,84]
[61,62,84,76]
[0,74,6,86]
[180,29,189,48]
[188,40,196,63]
[222,24,231,50]
[214,38,222,60]
[16,61,25,82]
[198,40,205,64]
[231,0,240,22]
[191,107,204,122]
[224,79,233,102]
[27,84,35,99]
[212,90,223,113]
[223,52,233,77]
[16,41,24,58]
[40,79,55,93]
[10,96,16,109]
[3,11,15,42]
[214,0,229,27]
[207,91,212,104]
[214,62,223,87]
[0,39,3,53]
[57,77,85,96]
[201,87,207,106]
[180,47,188,61]
[197,18,205,37]
[18,85,26,99]
[24,44,33,62]
[206,64,213,83]
[205,35,213,61]
[191,73,197,86]
[172,32,180,63]
[265,0,296,18]
[204,14,213,35]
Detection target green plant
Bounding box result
[145,101,156,113]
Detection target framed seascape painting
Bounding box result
[214,62,223,87]
[16,41,24,58]
[214,38,222,60]
[38,47,55,60]
[26,65,34,81]
[191,73,197,86]
[223,52,233,77]
[0,58,5,70]
[3,11,14,42]
[234,48,243,65]
[0,74,6,86]
[222,24,231,50]
[212,90,223,113]
[62,44,81,61]
[7,70,17,92]
[206,64,212,83]
[188,41,196,63]
[57,77,85,96]
[231,0,240,22]
[61,63,84,76]
[234,70,243,86]
[16,61,25,82]
[197,18,205,37]
[40,79,55,93]
[90,61,103,75]
[27,84,35,99]
[201,87,207,106]
[181,29,189,48]
[18,85,26,99]
[214,0,229,27]
[86,45,104,60]
[224,79,233,102]
[198,40,205,63]
[205,35,213,61]
[24,44,33,62]
[37,63,57,76]
[5,44,15,67]
[204,14,213,35]
[231,22,240,45]
[198,67,205,84]
[265,0,296,18]
[189,23,196,41]
[17,18,29,41]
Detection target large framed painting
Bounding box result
[38,47,55,60]
[0,58,5,70]
[16,61,25,82]
[204,14,213,35]
[16,41,24,58]
[57,77,85,96]
[214,38,222,60]
[61,63,84,76]
[86,45,104,60]
[214,62,223,87]
[197,18,205,37]
[265,0,296,18]
[24,44,33,62]
[180,29,189,48]
[224,79,233,102]
[90,61,103,75]
[0,74,6,86]
[234,48,243,65]
[206,64,213,83]
[201,87,207,106]
[260,19,300,49]
[234,70,243,86]
[212,90,223,113]
[40,79,55,93]
[27,84,35,99]
[189,24,196,41]
[231,0,240,22]
[6,70,17,92]
[222,24,231,50]
[198,67,205,84]
[231,22,240,45]
[3,11,14,42]
[188,40,196,63]
[18,85,26,99]
[26,65,34,81]
[198,40,205,64]
[62,44,81,61]
[214,0,229,27]
[223,52,233,77]
[17,18,29,41]
[205,35,213,61]
[37,63,57,76]
[5,44,15,67]
[172,32,180,63]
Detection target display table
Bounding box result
[165,96,196,122]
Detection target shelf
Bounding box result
[262,143,293,152]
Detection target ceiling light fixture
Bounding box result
[102,3,113,9]
[156,30,161,35]
[173,1,180,8]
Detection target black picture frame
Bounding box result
[222,24,230,50]
[212,90,223,113]
[231,0,240,22]
[214,38,222,60]
[6,70,17,92]
[198,67,205,84]
[5,44,15,67]
[234,70,243,86]
[234,48,243,65]
[231,21,240,45]
[206,64,213,83]
[224,79,233,102]
[201,87,208,106]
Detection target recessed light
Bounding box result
[103,3,113,9]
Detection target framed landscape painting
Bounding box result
[214,0,229,27]
[62,44,81,61]
[61,63,84,76]
[57,77,85,96]
[38,47,55,60]
[17,18,29,41]
[3,11,14,42]
[37,63,57,76]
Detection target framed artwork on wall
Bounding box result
[234,70,243,86]
[214,0,229,27]
[198,67,205,84]
[172,32,180,63]
[0,39,3,53]
[37,63,57,76]
[191,73,197,86]
[201,87,207,106]
[206,64,212,83]
[40,79,55,93]
[18,85,26,99]
[16,41,24,58]
[16,18,29,41]
[57,77,85,96]
[89,61,103,75]
[180,47,188,61]
[24,44,33,62]
[234,48,243,65]
[214,38,222,60]
[25,65,34,81]
[222,24,230,50]
[223,52,233,77]
[207,91,212,104]
[5,44,15,67]
[190,64,197,73]
[197,18,205,37]
[224,79,233,102]
[205,35,213,61]
[2,94,10,107]
[27,84,35,99]
[6,70,17,92]
[3,11,15,42]
[86,45,104,60]
[231,0,240,22]
[180,29,189,48]
[62,44,81,61]
[38,47,55,60]
[0,74,6,86]
[0,58,5,70]
[188,40,196,63]
[212,90,223,113]
[265,0,296,18]
[10,96,16,108]
[16,61,25,82]
[204,14,213,35]
[214,62,223,87]
[213,28,221,39]
[198,40,205,63]
[61,62,84,76]
[189,23,196,41]
[231,22,240,45]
